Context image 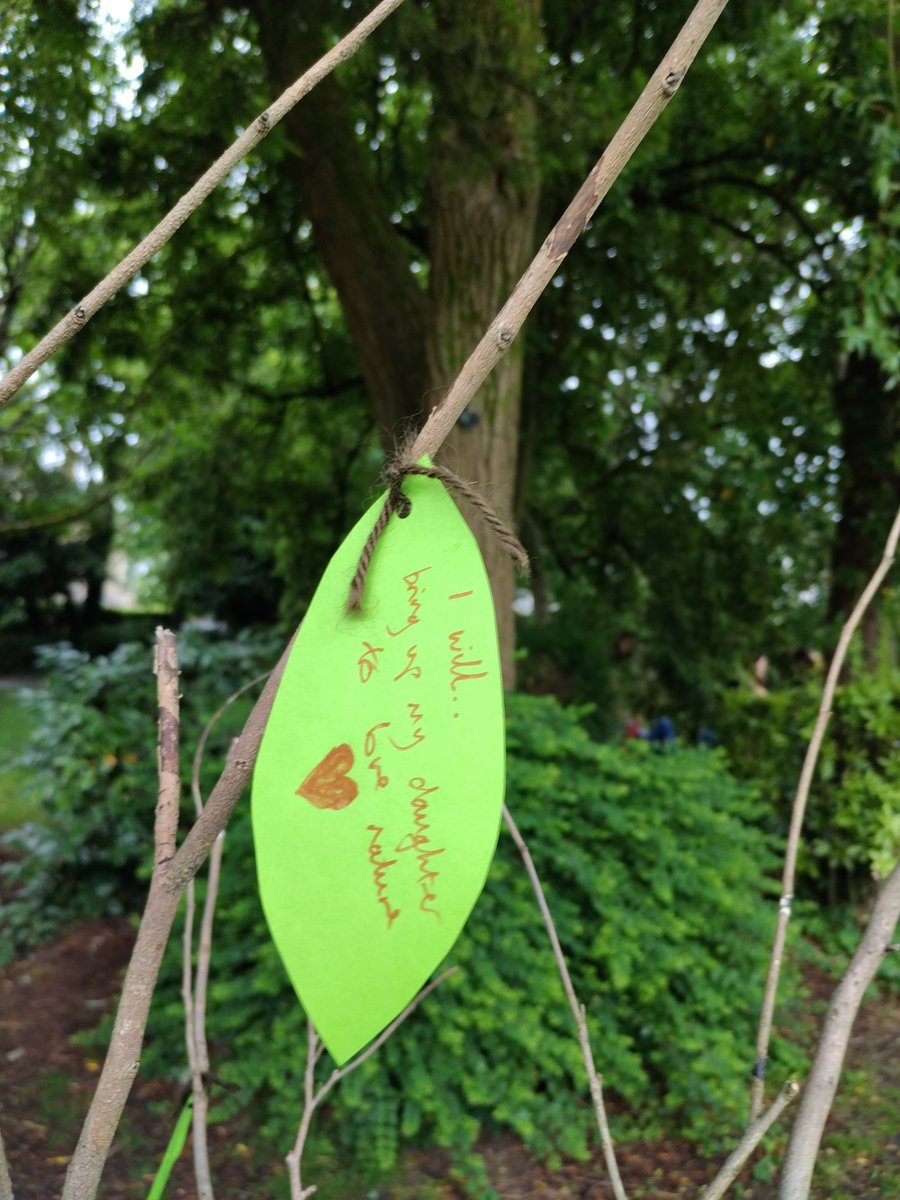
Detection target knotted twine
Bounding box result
[346,456,530,612]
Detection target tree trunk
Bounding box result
[250,0,540,687]
[423,0,542,688]
[828,354,899,668]
[249,1,429,443]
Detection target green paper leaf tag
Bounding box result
[252,472,505,1063]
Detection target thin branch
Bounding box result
[285,969,458,1200]
[502,805,627,1200]
[153,629,181,870]
[185,676,267,1200]
[0,0,407,409]
[778,862,900,1200]
[664,198,818,290]
[750,505,900,1119]
[286,1022,321,1200]
[181,868,205,1193]
[0,1128,13,1200]
[700,1081,800,1200]
[408,0,731,463]
[0,489,112,536]
[190,673,271,813]
[190,831,222,1200]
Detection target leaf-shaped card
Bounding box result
[252,471,504,1064]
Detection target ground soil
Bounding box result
[1,918,897,1199]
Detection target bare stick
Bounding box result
[185,680,266,1200]
[61,639,293,1200]
[153,629,181,868]
[190,833,223,1200]
[778,862,900,1200]
[285,968,457,1199]
[700,1081,800,1200]
[750,506,900,1119]
[502,805,627,1200]
[0,1128,13,1200]
[286,1022,321,1200]
[191,674,272,814]
[0,0,406,409]
[181,872,211,1200]
[409,0,730,463]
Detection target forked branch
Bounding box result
[286,969,458,1200]
[751,505,900,1118]
[699,1081,799,1200]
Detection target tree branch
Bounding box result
[0,1128,13,1200]
[663,198,819,290]
[699,1081,799,1200]
[0,0,407,409]
[750,506,900,1119]
[153,629,181,870]
[0,489,112,536]
[285,968,458,1199]
[662,172,826,249]
[61,639,293,1200]
[408,0,732,463]
[184,674,267,1198]
[778,863,900,1200]
[502,805,628,1200]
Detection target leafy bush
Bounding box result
[5,640,786,1189]
[718,661,900,893]
[146,695,783,1188]
[0,629,281,957]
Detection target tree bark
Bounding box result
[778,863,900,1200]
[828,354,899,667]
[250,0,429,443]
[423,0,542,687]
[251,0,541,687]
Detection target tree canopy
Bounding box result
[1,0,897,724]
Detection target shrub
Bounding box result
[146,694,783,1186]
[718,661,900,895]
[0,629,281,957]
[5,640,786,1188]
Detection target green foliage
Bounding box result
[719,661,900,891]
[4,637,790,1181]
[0,687,40,830]
[139,692,782,1184]
[4,0,897,705]
[0,630,280,957]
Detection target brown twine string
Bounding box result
[346,460,530,612]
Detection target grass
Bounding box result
[0,687,41,830]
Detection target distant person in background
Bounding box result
[792,646,824,673]
[751,654,770,697]
[648,715,676,746]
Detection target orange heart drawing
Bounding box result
[297,743,359,810]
